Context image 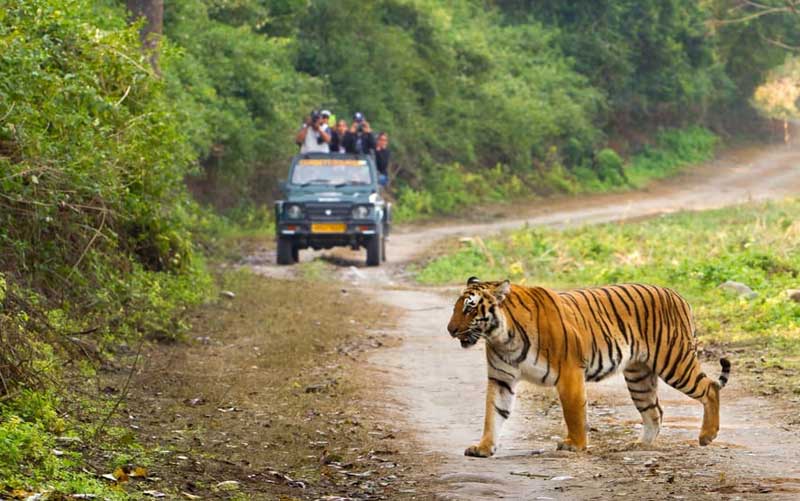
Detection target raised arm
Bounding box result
[295,120,309,145]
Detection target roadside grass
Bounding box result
[199,207,276,261]
[93,269,420,499]
[415,199,800,393]
[623,127,718,188]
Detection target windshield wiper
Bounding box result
[298,179,334,187]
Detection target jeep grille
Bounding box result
[305,203,352,220]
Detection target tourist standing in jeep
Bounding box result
[295,110,331,154]
[329,118,349,154]
[343,112,376,155]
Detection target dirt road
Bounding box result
[254,145,800,499]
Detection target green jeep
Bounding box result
[274,153,391,266]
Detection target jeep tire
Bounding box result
[277,237,295,265]
[366,235,382,266]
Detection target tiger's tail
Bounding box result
[717,358,731,389]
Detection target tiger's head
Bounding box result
[447,276,511,348]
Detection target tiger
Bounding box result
[446,277,731,457]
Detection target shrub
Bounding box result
[0,0,212,389]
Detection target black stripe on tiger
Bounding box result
[718,358,731,388]
[494,405,510,420]
[489,377,514,395]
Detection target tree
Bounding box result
[752,57,800,143]
[126,0,163,72]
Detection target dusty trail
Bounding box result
[252,145,800,499]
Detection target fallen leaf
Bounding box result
[215,480,240,491]
[112,466,129,482]
[130,466,148,478]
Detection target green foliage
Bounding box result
[0,391,128,498]
[163,0,323,208]
[0,16,212,497]
[393,162,531,221]
[625,127,718,187]
[514,0,730,127]
[0,415,58,485]
[0,0,211,336]
[418,199,800,352]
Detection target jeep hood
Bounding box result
[283,186,378,203]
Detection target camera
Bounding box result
[309,110,321,125]
[357,124,364,133]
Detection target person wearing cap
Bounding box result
[320,109,333,135]
[343,112,376,155]
[295,109,330,154]
[329,119,349,154]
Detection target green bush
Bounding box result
[0,0,211,346]
[626,126,718,187]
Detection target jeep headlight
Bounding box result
[285,204,304,219]
[352,205,370,219]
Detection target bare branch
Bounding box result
[714,6,791,26]
[760,33,800,50]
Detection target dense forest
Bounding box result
[1,0,799,495]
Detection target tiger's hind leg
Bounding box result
[624,363,662,446]
[661,356,721,446]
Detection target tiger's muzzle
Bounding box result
[449,328,479,348]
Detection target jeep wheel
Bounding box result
[381,235,387,262]
[277,237,295,265]
[292,245,299,263]
[366,235,382,266]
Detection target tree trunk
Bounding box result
[784,119,790,145]
[126,0,163,74]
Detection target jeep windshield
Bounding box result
[291,158,373,186]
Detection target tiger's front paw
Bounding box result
[698,430,717,446]
[464,443,495,458]
[556,438,586,452]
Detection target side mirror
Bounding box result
[278,180,288,193]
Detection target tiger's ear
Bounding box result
[493,280,511,302]
[467,276,480,286]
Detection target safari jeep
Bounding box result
[275,153,391,266]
